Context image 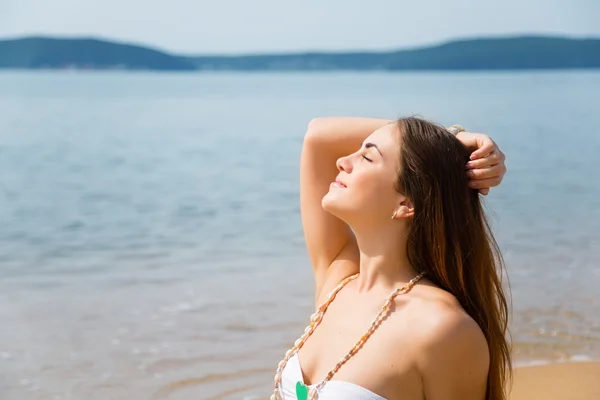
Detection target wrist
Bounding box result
[454,130,478,151]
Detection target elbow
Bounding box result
[305,118,327,142]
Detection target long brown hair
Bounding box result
[396,117,511,400]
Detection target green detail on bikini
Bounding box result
[296,381,309,400]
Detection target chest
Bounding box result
[295,293,421,400]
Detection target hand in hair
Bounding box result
[456,132,507,196]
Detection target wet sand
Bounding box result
[510,362,600,400]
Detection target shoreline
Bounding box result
[512,354,598,368]
[510,361,600,400]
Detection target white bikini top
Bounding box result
[279,353,388,400]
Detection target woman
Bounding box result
[271,117,510,400]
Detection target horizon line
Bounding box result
[1,32,599,57]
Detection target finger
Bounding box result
[468,177,502,189]
[479,188,490,196]
[466,152,500,169]
[470,137,496,160]
[467,164,501,180]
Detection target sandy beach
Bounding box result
[510,362,600,400]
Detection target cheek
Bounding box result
[351,169,397,207]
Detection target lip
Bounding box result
[330,180,347,188]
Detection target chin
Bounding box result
[323,190,388,227]
[322,191,355,222]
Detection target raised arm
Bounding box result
[301,117,392,296]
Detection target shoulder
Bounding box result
[401,284,489,398]
[407,284,488,364]
[418,302,489,364]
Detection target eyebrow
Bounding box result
[365,142,382,156]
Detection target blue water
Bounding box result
[0,71,599,399]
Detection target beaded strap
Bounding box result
[271,271,425,400]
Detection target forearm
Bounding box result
[305,117,393,157]
[304,117,480,158]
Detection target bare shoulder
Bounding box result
[412,285,484,337]
[400,283,489,398]
[405,283,488,360]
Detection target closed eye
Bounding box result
[362,155,373,162]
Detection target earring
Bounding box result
[391,210,397,220]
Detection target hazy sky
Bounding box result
[1,0,599,54]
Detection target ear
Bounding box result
[395,198,414,219]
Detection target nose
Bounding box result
[336,154,353,173]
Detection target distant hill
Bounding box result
[185,36,600,71]
[0,37,195,70]
[1,36,599,71]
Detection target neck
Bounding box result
[352,222,418,293]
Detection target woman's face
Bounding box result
[322,123,406,226]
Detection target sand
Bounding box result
[510,362,600,400]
